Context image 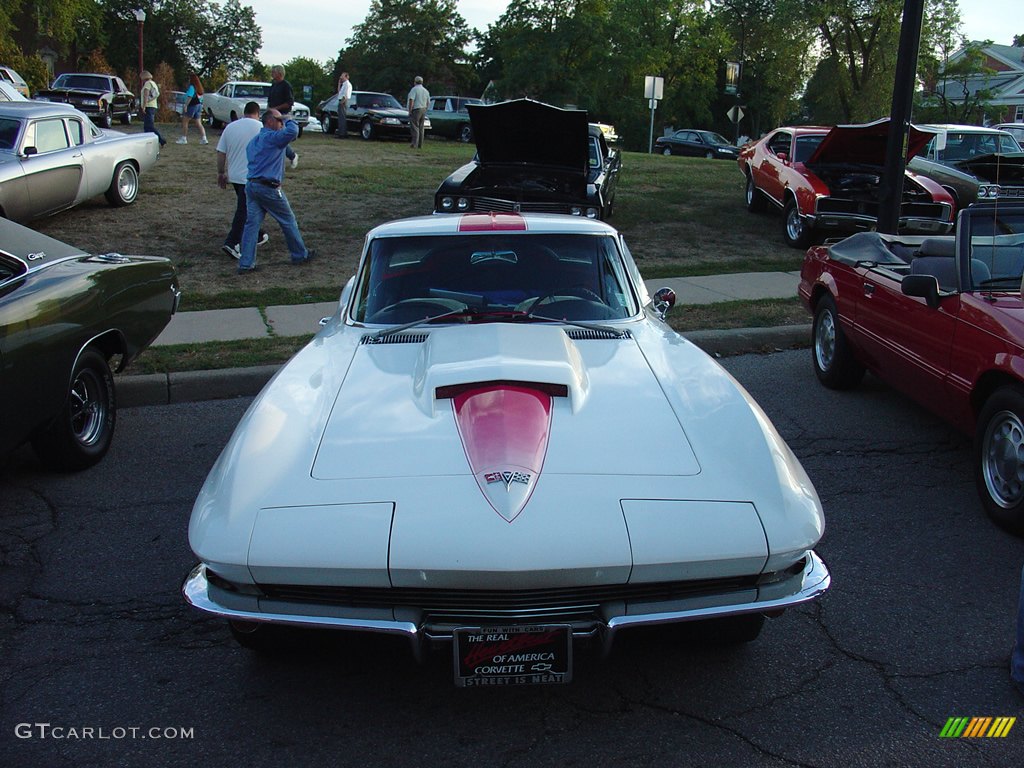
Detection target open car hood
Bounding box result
[468,99,589,174]
[808,118,934,165]
[957,153,1024,184]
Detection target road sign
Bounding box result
[727,106,745,124]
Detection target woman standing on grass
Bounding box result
[178,72,208,145]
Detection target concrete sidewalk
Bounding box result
[120,271,810,407]
[151,271,804,347]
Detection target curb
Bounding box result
[115,324,812,408]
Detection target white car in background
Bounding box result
[202,80,310,135]
[184,212,829,687]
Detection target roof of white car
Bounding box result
[367,213,619,239]
[918,123,1014,135]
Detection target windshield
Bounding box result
[233,84,270,99]
[700,131,731,146]
[0,117,21,150]
[930,132,1023,162]
[53,75,110,91]
[355,233,638,324]
[357,93,402,109]
[969,209,1024,288]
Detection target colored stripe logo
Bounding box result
[940,717,1016,738]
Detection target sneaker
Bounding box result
[175,136,187,144]
[221,244,240,260]
[199,138,209,145]
[256,232,269,247]
[292,249,316,265]
[290,152,299,169]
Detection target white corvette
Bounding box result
[184,212,829,686]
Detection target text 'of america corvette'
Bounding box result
[184,212,829,686]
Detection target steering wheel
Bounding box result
[523,286,604,315]
[368,297,466,323]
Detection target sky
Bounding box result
[245,0,1019,70]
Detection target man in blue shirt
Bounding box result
[237,109,314,274]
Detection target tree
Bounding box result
[182,0,262,78]
[281,57,334,109]
[916,40,996,123]
[343,0,474,96]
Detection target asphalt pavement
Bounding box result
[117,271,812,407]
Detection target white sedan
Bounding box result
[184,213,829,686]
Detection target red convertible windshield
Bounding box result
[356,233,638,324]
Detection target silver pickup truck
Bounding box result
[202,81,310,135]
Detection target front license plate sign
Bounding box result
[454,625,572,687]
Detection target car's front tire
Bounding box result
[361,120,374,140]
[31,348,116,471]
[783,198,814,248]
[661,146,672,156]
[120,110,131,125]
[322,114,334,134]
[975,386,1024,537]
[812,294,864,389]
[228,620,284,652]
[705,150,714,159]
[99,106,112,129]
[105,161,139,206]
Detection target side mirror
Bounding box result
[652,287,676,319]
[22,146,37,157]
[777,152,789,163]
[901,274,941,308]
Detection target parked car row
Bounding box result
[202,80,310,135]
[33,72,136,128]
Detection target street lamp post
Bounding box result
[133,9,146,86]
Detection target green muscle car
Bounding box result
[0,218,180,469]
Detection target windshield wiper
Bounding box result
[525,311,629,337]
[977,276,1024,288]
[366,307,468,339]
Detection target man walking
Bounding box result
[407,75,429,149]
[268,65,299,168]
[335,71,352,138]
[237,109,315,275]
[216,100,268,260]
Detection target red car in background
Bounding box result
[798,201,1024,536]
[740,119,955,248]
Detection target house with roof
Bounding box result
[935,42,1024,125]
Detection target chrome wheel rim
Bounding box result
[69,367,107,447]
[118,166,139,202]
[786,208,803,242]
[814,309,836,372]
[746,178,754,205]
[982,409,1024,508]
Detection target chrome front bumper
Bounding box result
[183,552,829,656]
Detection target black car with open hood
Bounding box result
[434,99,620,220]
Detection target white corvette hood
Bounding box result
[190,322,822,590]
[311,324,700,480]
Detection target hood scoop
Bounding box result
[453,384,551,522]
[413,324,590,416]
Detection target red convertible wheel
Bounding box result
[812,295,864,389]
[976,387,1024,536]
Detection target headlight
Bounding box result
[570,206,583,216]
[978,184,999,198]
[382,117,400,125]
[440,196,454,210]
[82,99,99,106]
[456,198,470,211]
[586,207,599,219]
[33,96,50,102]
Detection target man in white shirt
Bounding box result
[407,75,430,149]
[335,72,352,138]
[216,101,268,259]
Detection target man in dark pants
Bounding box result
[268,65,298,168]
[216,101,268,259]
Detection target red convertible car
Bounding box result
[799,201,1024,535]
[740,119,955,248]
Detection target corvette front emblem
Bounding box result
[485,470,531,491]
